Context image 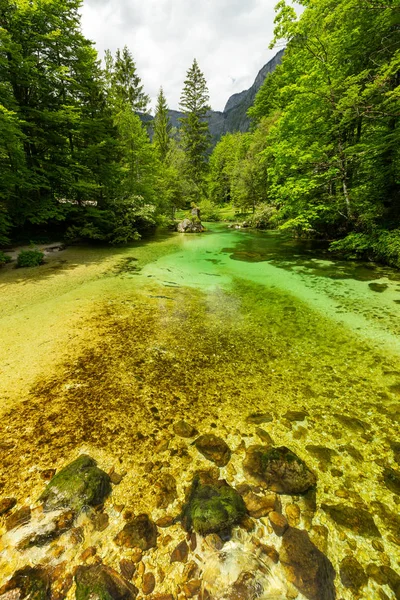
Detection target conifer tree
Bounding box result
[179,59,211,197]
[153,88,171,161]
[106,46,149,113]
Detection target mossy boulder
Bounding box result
[244,445,316,494]
[0,566,51,600]
[75,565,138,600]
[39,455,111,512]
[182,473,247,536]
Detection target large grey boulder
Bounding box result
[176,218,205,233]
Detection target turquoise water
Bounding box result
[0,224,399,599]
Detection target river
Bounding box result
[0,224,399,599]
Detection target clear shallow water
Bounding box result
[0,224,399,599]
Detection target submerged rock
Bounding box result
[284,410,308,422]
[39,455,111,512]
[173,420,198,438]
[333,414,369,433]
[389,440,400,465]
[75,564,138,600]
[114,514,158,550]
[155,474,177,509]
[194,434,231,467]
[182,473,246,536]
[269,511,288,536]
[280,527,336,600]
[339,556,368,591]
[0,498,16,516]
[321,503,381,537]
[242,490,278,518]
[246,412,273,425]
[243,445,316,494]
[0,566,51,600]
[306,445,337,466]
[371,500,400,536]
[383,466,400,495]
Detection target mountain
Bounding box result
[144,49,284,144]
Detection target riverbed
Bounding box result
[0,224,399,599]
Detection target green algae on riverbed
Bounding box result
[0,224,399,599]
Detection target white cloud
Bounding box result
[80,0,286,113]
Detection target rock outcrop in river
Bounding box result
[176,206,205,233]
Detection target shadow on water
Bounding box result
[0,228,178,286]
[220,228,400,283]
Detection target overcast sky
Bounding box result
[80,0,288,113]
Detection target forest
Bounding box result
[0,0,399,266]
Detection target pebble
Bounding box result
[255,428,274,445]
[40,469,56,481]
[243,491,278,518]
[110,471,124,485]
[80,547,97,561]
[155,516,174,528]
[183,562,199,583]
[170,540,189,563]
[142,573,156,595]
[131,549,143,563]
[120,559,136,580]
[204,534,224,551]
[91,512,109,532]
[269,511,288,536]
[189,532,197,552]
[162,535,172,547]
[173,420,198,438]
[372,540,384,552]
[240,516,255,532]
[285,503,301,527]
[182,580,201,598]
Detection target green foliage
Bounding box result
[252,0,400,240]
[330,229,400,269]
[179,59,211,198]
[248,205,278,229]
[153,88,172,161]
[198,199,221,222]
[0,251,11,266]
[105,46,150,113]
[207,0,400,266]
[17,249,44,268]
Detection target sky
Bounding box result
[80,0,289,114]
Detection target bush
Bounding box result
[198,199,221,222]
[17,249,44,268]
[0,251,11,267]
[330,229,400,268]
[248,205,278,229]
